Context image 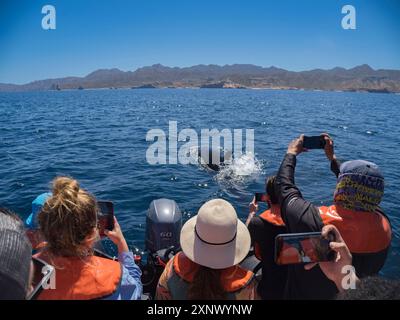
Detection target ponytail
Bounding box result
[38,176,98,257]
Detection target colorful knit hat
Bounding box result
[334,160,384,212]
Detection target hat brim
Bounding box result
[180,216,251,269]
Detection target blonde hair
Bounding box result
[38,176,98,257]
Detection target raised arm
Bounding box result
[322,133,341,178]
[275,135,323,233]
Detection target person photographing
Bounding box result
[275,133,392,299]
[35,176,142,300]
[246,176,288,299]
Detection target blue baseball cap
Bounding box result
[25,192,52,230]
[339,160,384,180]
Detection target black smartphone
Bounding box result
[255,192,269,203]
[303,135,326,149]
[275,232,336,265]
[27,257,55,300]
[97,200,115,237]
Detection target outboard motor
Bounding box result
[145,198,182,253]
[142,199,182,297]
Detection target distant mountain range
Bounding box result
[1,63,400,93]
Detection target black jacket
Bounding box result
[275,153,390,300]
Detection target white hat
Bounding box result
[180,199,251,269]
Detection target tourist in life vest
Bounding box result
[35,177,142,300]
[275,133,392,299]
[156,199,259,300]
[246,176,288,299]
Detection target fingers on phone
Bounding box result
[112,216,120,230]
[329,241,346,252]
[322,225,341,242]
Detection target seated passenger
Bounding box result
[246,176,288,299]
[276,133,392,299]
[35,176,142,300]
[0,208,33,299]
[156,199,259,300]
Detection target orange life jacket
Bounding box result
[258,204,391,254]
[168,252,254,296]
[259,204,284,226]
[318,205,391,253]
[35,250,122,300]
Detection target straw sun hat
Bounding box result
[180,199,251,269]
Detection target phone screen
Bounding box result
[275,232,336,265]
[97,201,114,237]
[27,258,55,300]
[303,136,326,149]
[255,193,269,203]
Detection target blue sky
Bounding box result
[0,0,399,84]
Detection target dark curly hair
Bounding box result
[266,176,278,204]
[337,276,400,300]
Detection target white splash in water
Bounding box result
[215,152,264,188]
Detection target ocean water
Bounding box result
[0,89,399,278]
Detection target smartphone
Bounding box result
[303,136,326,149]
[275,232,336,265]
[97,200,115,237]
[255,192,269,203]
[27,257,55,300]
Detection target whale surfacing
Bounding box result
[198,147,232,171]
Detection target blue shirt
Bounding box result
[102,251,143,300]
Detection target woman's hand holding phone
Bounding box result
[245,197,259,226]
[104,216,129,253]
[321,133,336,161]
[304,224,357,292]
[249,197,259,213]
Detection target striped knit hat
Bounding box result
[334,160,384,213]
